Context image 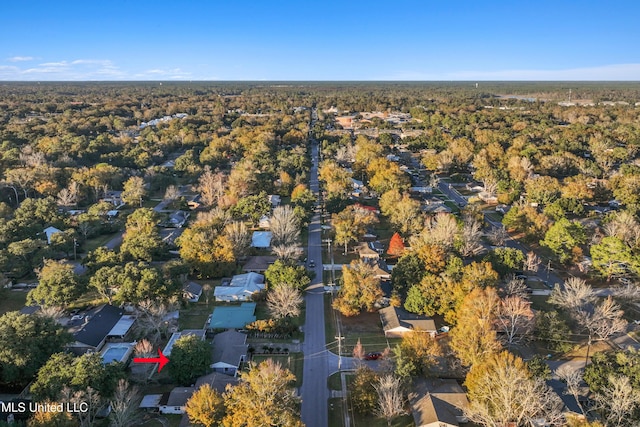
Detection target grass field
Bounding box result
[324,294,395,355]
[328,372,342,391]
[0,290,28,315]
[81,231,121,253]
[251,352,303,388]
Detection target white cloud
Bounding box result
[7,56,34,62]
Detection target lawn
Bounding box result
[179,302,212,330]
[81,231,121,253]
[324,294,394,355]
[251,352,303,388]
[0,290,27,315]
[328,372,342,391]
[328,398,345,427]
[68,290,107,310]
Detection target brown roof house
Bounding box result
[379,306,437,338]
[410,379,470,427]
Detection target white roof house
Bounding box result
[251,231,273,248]
[43,226,62,244]
[214,273,265,302]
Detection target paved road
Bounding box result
[300,114,330,427]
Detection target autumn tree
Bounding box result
[332,205,377,254]
[223,359,302,427]
[374,374,405,427]
[121,176,146,207]
[593,375,640,427]
[185,384,225,427]
[223,221,251,259]
[199,167,226,207]
[386,232,406,257]
[270,205,301,247]
[450,287,502,367]
[109,379,142,427]
[350,365,380,414]
[379,190,422,235]
[393,331,442,378]
[465,351,563,426]
[267,285,303,319]
[496,296,535,349]
[177,221,236,278]
[333,260,383,316]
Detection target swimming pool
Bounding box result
[101,342,135,365]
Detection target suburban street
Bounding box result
[300,112,330,427]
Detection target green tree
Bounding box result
[222,359,302,427]
[483,247,526,277]
[0,312,71,386]
[177,222,236,279]
[31,352,125,401]
[540,218,586,264]
[185,384,225,427]
[27,259,84,308]
[168,335,212,385]
[120,208,166,261]
[231,191,271,225]
[591,236,638,280]
[534,311,573,353]
[391,251,425,297]
[264,260,311,290]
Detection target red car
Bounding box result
[364,352,382,361]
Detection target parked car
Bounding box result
[309,260,315,268]
[364,352,382,361]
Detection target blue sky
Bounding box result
[1,0,639,81]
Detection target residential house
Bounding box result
[102,191,123,207]
[168,210,190,228]
[358,243,380,262]
[158,387,194,414]
[209,302,257,330]
[251,231,273,248]
[242,255,277,274]
[409,379,469,427]
[182,281,203,303]
[369,241,385,254]
[372,260,391,281]
[68,305,135,354]
[210,330,248,376]
[268,194,281,207]
[379,306,437,338]
[43,226,62,244]
[213,273,265,302]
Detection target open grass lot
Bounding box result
[68,290,107,310]
[337,381,416,427]
[251,352,303,388]
[324,295,395,355]
[0,290,27,315]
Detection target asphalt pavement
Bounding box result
[300,121,330,427]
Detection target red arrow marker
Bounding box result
[133,349,170,373]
